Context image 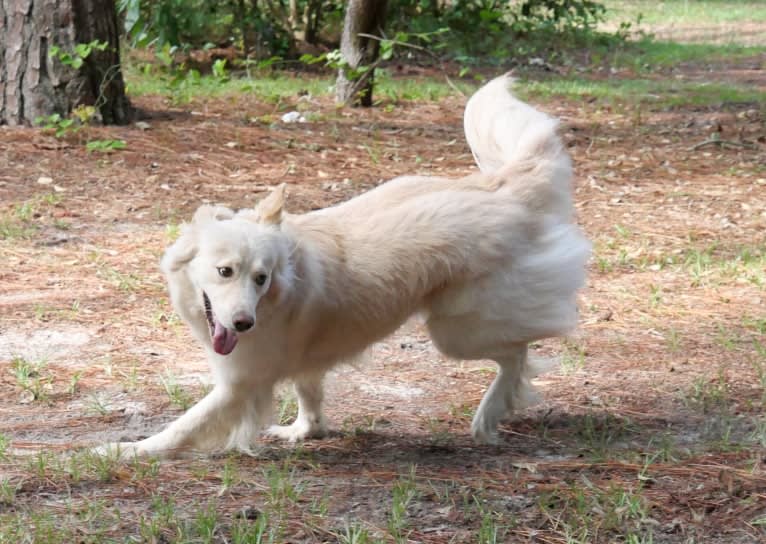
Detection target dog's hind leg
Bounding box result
[427,316,552,445]
[469,343,541,445]
[266,372,327,442]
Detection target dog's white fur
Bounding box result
[105,76,590,457]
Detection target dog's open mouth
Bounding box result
[203,292,238,356]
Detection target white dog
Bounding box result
[105,75,590,458]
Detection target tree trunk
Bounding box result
[335,0,388,107]
[302,0,322,45]
[0,0,131,126]
[236,0,252,56]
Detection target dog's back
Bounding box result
[290,75,589,353]
[319,76,572,221]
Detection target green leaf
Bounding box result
[380,40,394,60]
[74,43,90,58]
[86,139,127,153]
[299,53,326,65]
[120,0,142,35]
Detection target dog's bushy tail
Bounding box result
[464,75,591,339]
[463,75,558,173]
[463,75,573,218]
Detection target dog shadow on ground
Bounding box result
[248,407,706,472]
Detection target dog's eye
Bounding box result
[217,266,233,278]
[254,273,268,286]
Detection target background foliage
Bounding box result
[118,0,615,64]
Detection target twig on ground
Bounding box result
[688,133,757,151]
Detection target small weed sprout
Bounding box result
[0,478,17,506]
[664,328,682,353]
[561,339,586,373]
[474,496,509,544]
[160,368,194,410]
[90,394,113,416]
[0,433,9,461]
[263,461,302,510]
[219,456,240,493]
[131,455,161,481]
[277,389,298,425]
[11,356,52,402]
[388,465,419,542]
[686,370,730,414]
[84,448,122,482]
[339,522,371,544]
[68,371,83,395]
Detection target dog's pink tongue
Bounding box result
[212,320,238,355]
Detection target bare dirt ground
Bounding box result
[0,55,765,542]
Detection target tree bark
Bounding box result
[335,0,388,107]
[0,0,131,126]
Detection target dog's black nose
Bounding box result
[232,312,254,332]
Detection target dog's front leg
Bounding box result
[266,373,327,442]
[102,383,272,459]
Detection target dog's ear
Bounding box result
[192,205,234,225]
[161,205,233,274]
[161,225,198,273]
[254,184,286,225]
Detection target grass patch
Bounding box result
[375,71,475,103]
[685,369,731,414]
[0,193,63,240]
[388,465,419,543]
[276,388,299,425]
[159,368,196,410]
[575,412,637,460]
[520,75,762,107]
[560,339,587,374]
[125,61,473,106]
[11,356,53,402]
[591,236,765,286]
[0,212,37,239]
[124,62,335,103]
[603,0,766,26]
[124,32,760,110]
[539,480,653,542]
[609,38,763,71]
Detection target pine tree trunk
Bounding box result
[0,0,131,126]
[335,0,388,107]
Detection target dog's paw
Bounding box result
[91,442,145,461]
[470,417,502,446]
[265,421,326,443]
[471,429,501,446]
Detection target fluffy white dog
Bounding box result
[105,75,590,458]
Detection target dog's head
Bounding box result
[161,185,292,356]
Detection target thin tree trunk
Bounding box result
[335,0,388,107]
[236,0,252,55]
[0,0,131,126]
[302,0,322,44]
[288,0,302,40]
